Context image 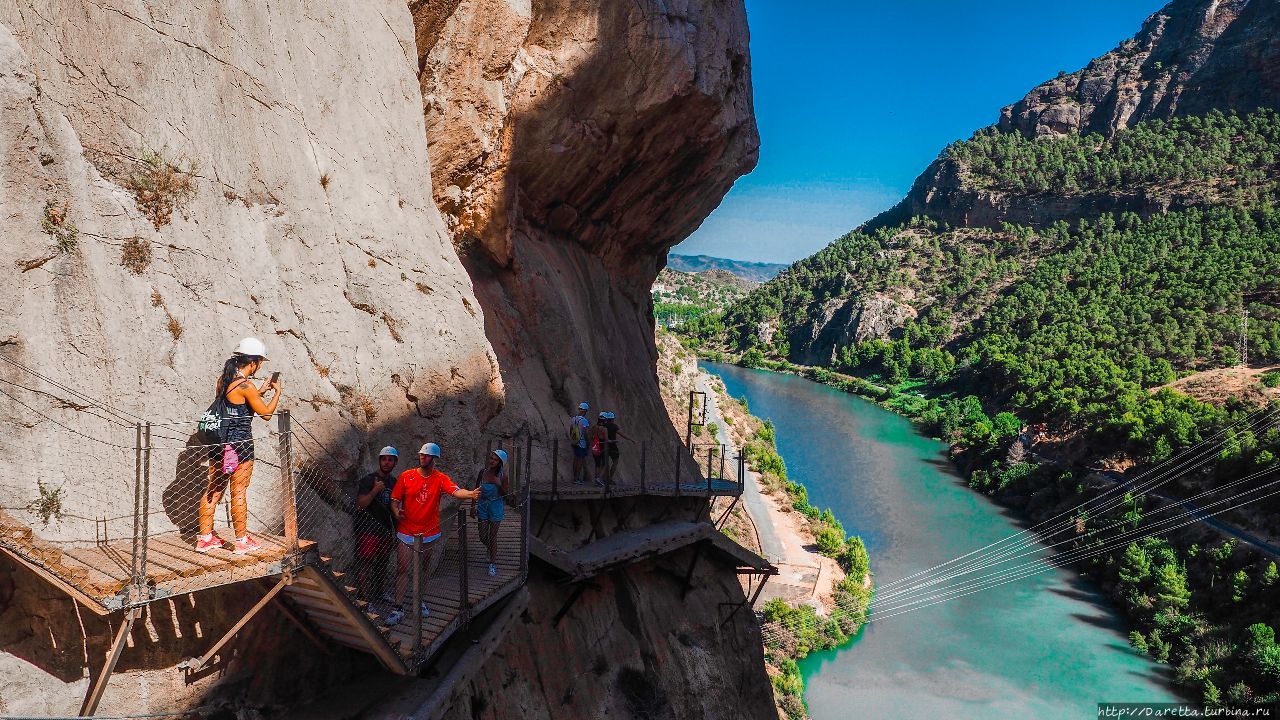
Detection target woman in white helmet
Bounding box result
[471,449,509,577]
[196,337,282,554]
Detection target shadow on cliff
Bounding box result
[433,0,756,487]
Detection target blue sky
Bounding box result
[674,0,1167,264]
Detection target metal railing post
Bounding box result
[278,410,298,557]
[706,447,713,494]
[738,452,746,496]
[525,435,533,496]
[719,444,726,481]
[520,484,530,582]
[412,534,423,654]
[551,438,559,498]
[640,440,647,494]
[674,441,682,497]
[459,510,470,625]
[129,422,143,603]
[138,423,151,601]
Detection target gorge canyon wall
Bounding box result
[0,0,765,717]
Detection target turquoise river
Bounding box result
[705,362,1180,719]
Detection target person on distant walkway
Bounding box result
[591,412,610,487]
[470,449,508,577]
[385,443,480,627]
[197,337,281,555]
[601,411,629,486]
[354,446,399,601]
[569,402,591,484]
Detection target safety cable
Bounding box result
[0,353,144,424]
[759,471,1280,637]
[863,482,1280,627]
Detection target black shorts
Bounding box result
[608,446,620,460]
[593,453,606,467]
[208,438,255,464]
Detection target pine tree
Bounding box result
[1118,543,1152,586]
[1231,570,1250,603]
[1153,563,1191,611]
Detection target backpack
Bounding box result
[197,395,227,445]
[196,378,244,445]
[590,433,603,457]
[569,417,581,443]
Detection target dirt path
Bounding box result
[697,371,841,612]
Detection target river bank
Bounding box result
[702,354,1280,707]
[693,365,872,720]
[708,362,1183,719]
[657,331,870,719]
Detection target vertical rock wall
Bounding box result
[413,0,759,466]
[0,0,766,717]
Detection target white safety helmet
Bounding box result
[234,337,268,359]
[379,446,399,458]
[419,442,442,458]
[492,449,508,463]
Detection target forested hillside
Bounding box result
[715,110,1280,462]
[688,106,1280,705]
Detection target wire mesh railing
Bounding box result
[516,435,745,500]
[287,423,531,667]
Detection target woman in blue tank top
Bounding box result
[471,449,508,577]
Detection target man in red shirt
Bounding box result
[384,442,480,627]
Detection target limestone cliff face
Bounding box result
[0,1,502,538]
[0,0,764,717]
[794,293,916,367]
[1000,0,1280,139]
[876,0,1280,233]
[413,0,759,461]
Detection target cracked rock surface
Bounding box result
[0,0,765,717]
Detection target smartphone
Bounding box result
[270,371,281,384]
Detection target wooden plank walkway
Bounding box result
[0,509,312,609]
[384,517,525,666]
[527,476,741,500]
[530,519,775,583]
[280,502,528,675]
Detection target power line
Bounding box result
[870,468,1280,620]
[873,415,1280,605]
[873,404,1278,595]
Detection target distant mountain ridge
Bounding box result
[667,253,787,282]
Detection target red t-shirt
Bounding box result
[390,468,459,537]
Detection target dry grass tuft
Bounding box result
[124,149,197,229]
[120,237,152,274]
[41,201,78,254]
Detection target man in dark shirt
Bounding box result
[354,446,399,600]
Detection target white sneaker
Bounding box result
[384,608,404,626]
[379,591,394,604]
[420,602,430,618]
[488,563,497,576]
